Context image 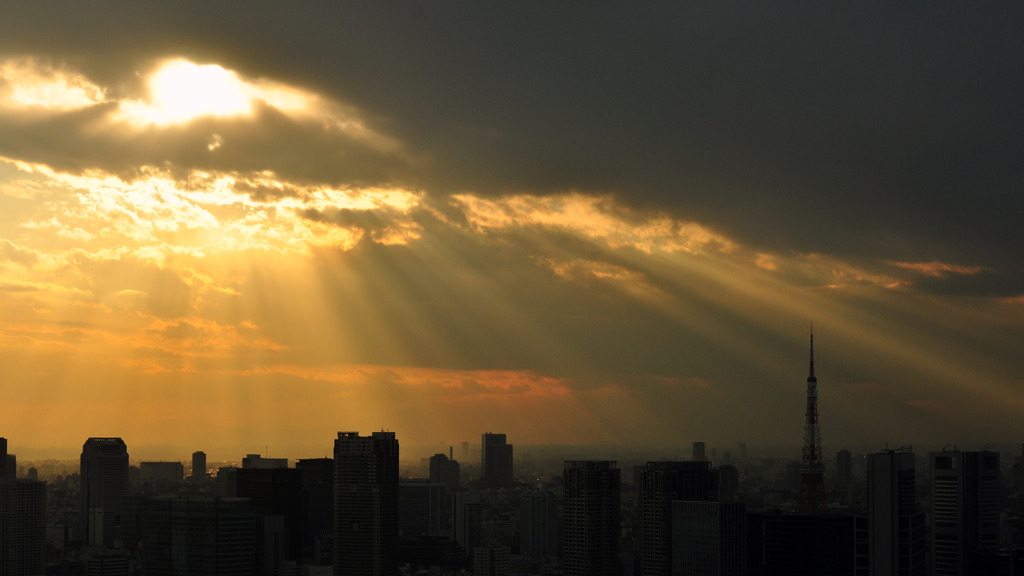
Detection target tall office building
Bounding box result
[81,437,130,548]
[693,442,707,462]
[191,451,207,480]
[236,467,305,573]
[399,480,447,538]
[837,450,853,487]
[640,461,714,576]
[520,489,559,565]
[296,458,334,565]
[0,478,46,576]
[452,491,482,559]
[429,452,461,492]
[0,439,11,481]
[142,496,254,575]
[672,500,746,576]
[717,465,739,504]
[481,433,513,489]
[867,450,926,576]
[334,431,399,576]
[929,450,1000,576]
[563,461,621,576]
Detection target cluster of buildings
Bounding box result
[1,335,1023,574]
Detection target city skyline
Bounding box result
[0,3,1022,457]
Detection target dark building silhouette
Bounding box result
[81,437,130,548]
[191,451,207,480]
[216,466,239,497]
[0,439,12,481]
[398,536,470,572]
[747,512,856,576]
[672,500,746,576]
[139,461,184,483]
[142,496,254,575]
[235,467,304,574]
[429,452,461,492]
[334,431,399,576]
[717,465,739,504]
[473,546,512,576]
[242,454,287,469]
[801,331,825,514]
[967,548,1024,575]
[400,480,447,538]
[693,442,707,463]
[640,461,714,575]
[520,488,559,565]
[0,476,46,576]
[296,457,334,564]
[563,461,620,576]
[452,491,482,560]
[481,433,513,489]
[837,450,853,487]
[930,450,1000,576]
[86,553,130,575]
[867,450,926,576]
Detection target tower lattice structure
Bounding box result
[801,331,825,513]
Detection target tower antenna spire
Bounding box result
[809,325,815,379]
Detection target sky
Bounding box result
[0,3,1022,461]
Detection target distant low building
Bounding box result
[242,454,288,469]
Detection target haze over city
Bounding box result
[0,3,1022,462]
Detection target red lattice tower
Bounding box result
[801,330,825,513]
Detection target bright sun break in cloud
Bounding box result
[118,59,310,126]
[0,56,404,154]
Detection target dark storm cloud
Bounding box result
[2,2,1022,293]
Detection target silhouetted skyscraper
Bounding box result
[429,452,461,492]
[717,465,739,504]
[296,457,334,565]
[452,491,482,559]
[520,489,559,565]
[837,450,853,487]
[930,450,1000,576]
[0,439,11,481]
[801,331,825,514]
[563,461,620,576]
[191,451,207,480]
[399,480,447,538]
[81,437,129,548]
[672,500,746,576]
[641,461,713,576]
[334,431,399,576]
[867,450,926,576]
[481,433,513,489]
[236,467,304,573]
[693,442,707,462]
[0,477,46,576]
